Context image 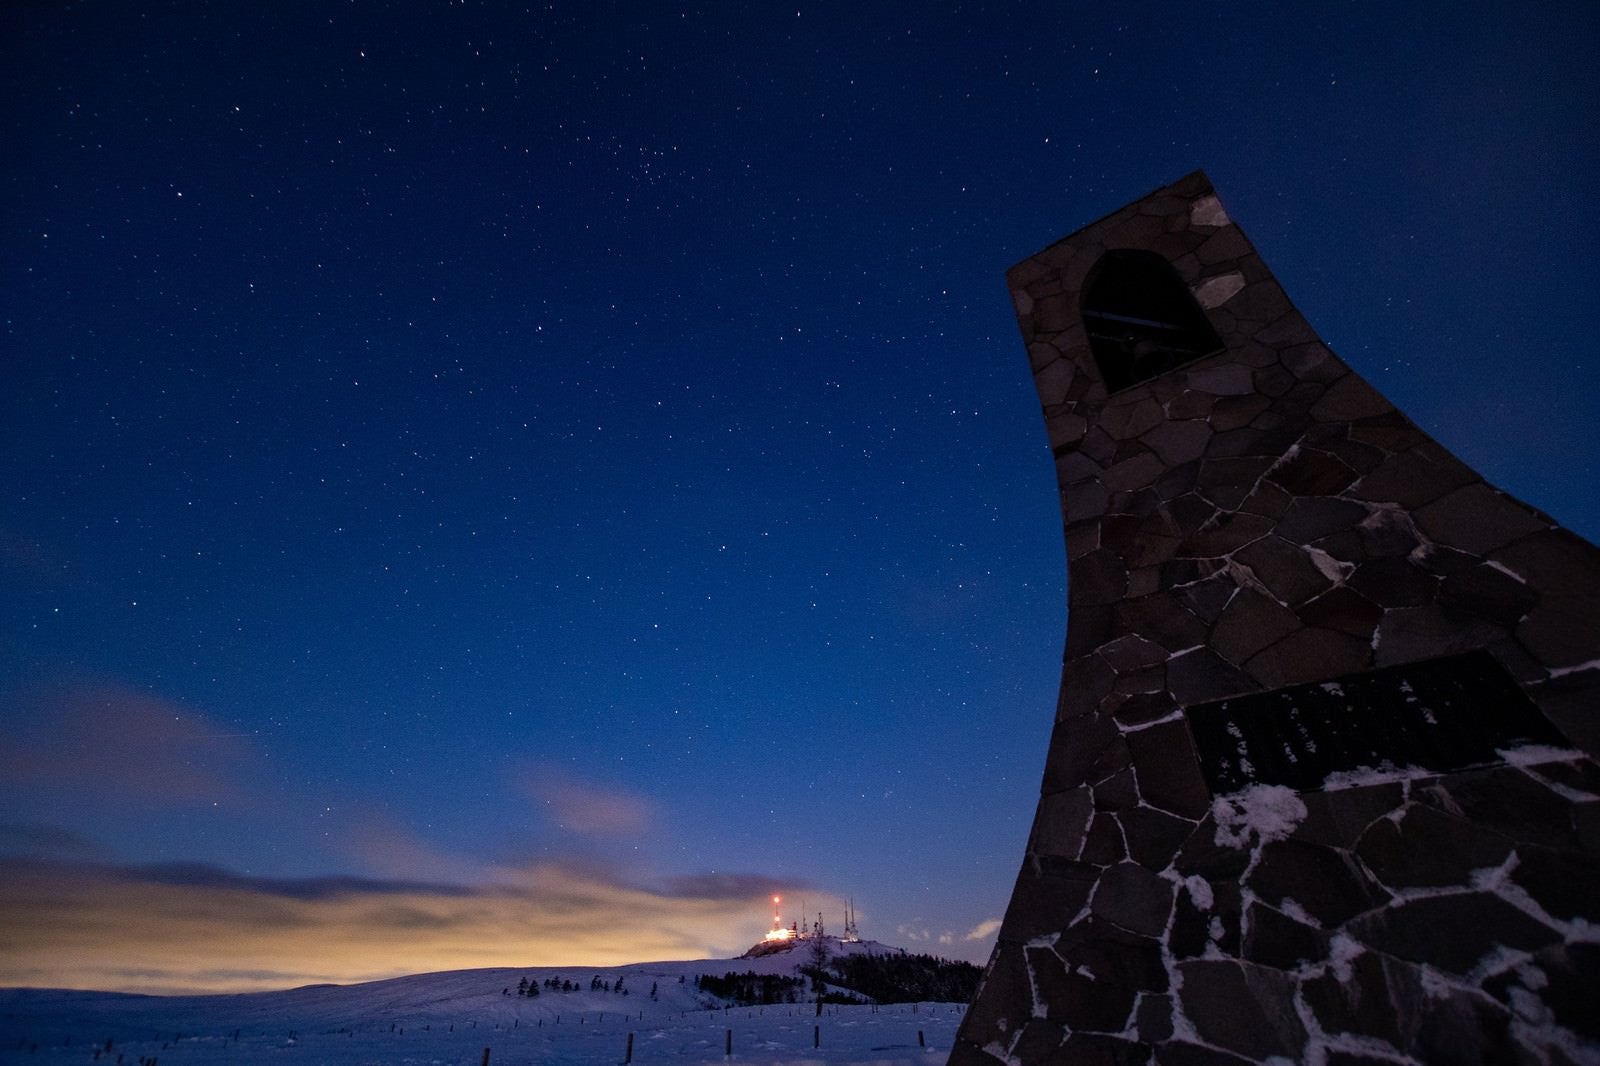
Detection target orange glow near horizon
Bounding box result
[0,859,802,995]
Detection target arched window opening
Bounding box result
[1080,249,1223,393]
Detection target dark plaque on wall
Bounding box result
[1185,650,1573,795]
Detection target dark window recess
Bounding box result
[1185,650,1572,795]
[1080,249,1223,393]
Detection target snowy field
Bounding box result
[0,945,964,1065]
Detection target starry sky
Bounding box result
[3,2,1598,994]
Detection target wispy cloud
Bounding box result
[0,683,256,807]
[0,821,105,860]
[336,813,495,884]
[963,918,1002,942]
[0,856,798,994]
[518,764,655,837]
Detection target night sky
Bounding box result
[3,2,1597,993]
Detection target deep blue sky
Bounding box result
[3,2,1597,991]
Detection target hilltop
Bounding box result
[0,939,973,1064]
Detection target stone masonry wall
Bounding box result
[952,172,1600,1064]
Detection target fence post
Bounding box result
[814,1024,820,1048]
[919,1030,925,1047]
[624,1032,634,1064]
[480,1048,490,1066]
[725,1028,732,1057]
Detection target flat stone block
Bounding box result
[1176,960,1307,1061]
[1033,786,1094,859]
[1354,802,1512,889]
[1185,362,1254,395]
[1071,548,1130,607]
[1301,950,1418,1047]
[1165,647,1256,706]
[1373,603,1503,667]
[1121,804,1199,869]
[1165,390,1215,420]
[1242,900,1328,969]
[1348,557,1438,608]
[1414,483,1546,556]
[1356,506,1423,557]
[1293,782,1404,848]
[1431,765,1581,850]
[1310,374,1392,421]
[1042,711,1120,793]
[1179,512,1273,557]
[1125,719,1212,820]
[1249,838,1387,927]
[1346,892,1558,974]
[1245,626,1372,689]
[1294,586,1383,639]
[1492,528,1600,594]
[1437,562,1539,626]
[1276,496,1369,544]
[1101,396,1166,440]
[1175,572,1236,624]
[1196,456,1276,510]
[1103,451,1169,492]
[1211,588,1302,665]
[1236,479,1294,520]
[1000,858,1098,944]
[1517,594,1600,670]
[1267,447,1359,496]
[1142,418,1212,466]
[1352,447,1476,508]
[1135,993,1174,1044]
[1082,812,1127,864]
[1009,1018,1069,1062]
[1115,594,1210,651]
[1509,845,1600,923]
[1234,535,1333,606]
[1094,766,1140,810]
[1090,861,1175,937]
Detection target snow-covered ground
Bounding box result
[0,941,965,1065]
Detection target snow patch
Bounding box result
[1496,744,1587,767]
[1327,933,1364,983]
[1550,657,1600,679]
[1193,273,1246,309]
[1277,899,1318,927]
[1189,195,1230,228]
[1212,785,1307,848]
[1304,545,1354,585]
[1484,558,1526,584]
[1319,762,1435,792]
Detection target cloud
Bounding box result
[336,813,495,884]
[0,821,105,860]
[0,856,794,994]
[518,764,654,837]
[0,682,255,807]
[964,918,1002,941]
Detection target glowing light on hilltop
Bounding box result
[763,894,796,941]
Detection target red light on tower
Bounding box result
[763,893,795,942]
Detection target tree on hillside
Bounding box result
[807,933,831,992]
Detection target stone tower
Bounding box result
[952,172,1600,1064]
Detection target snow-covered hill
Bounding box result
[0,939,966,1064]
